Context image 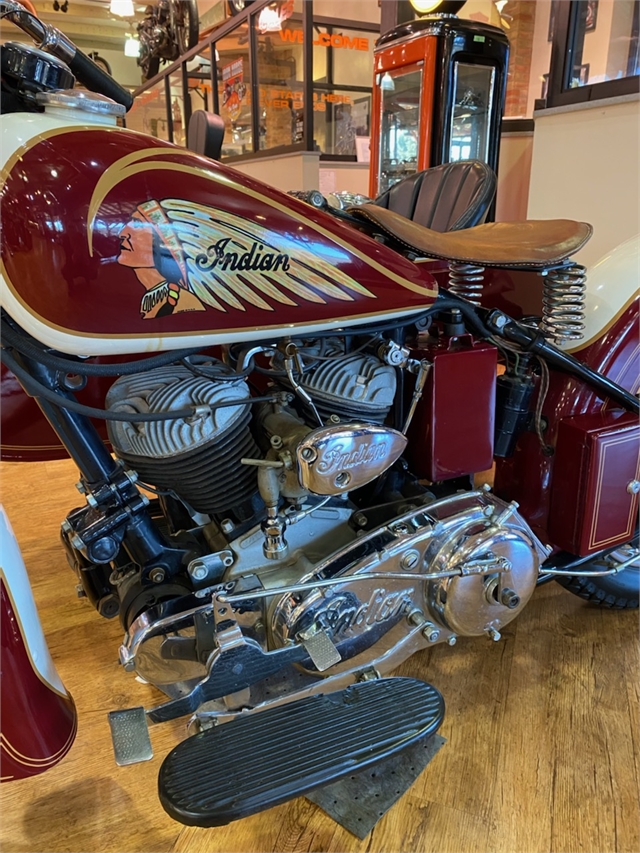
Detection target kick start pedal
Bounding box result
[158,676,445,827]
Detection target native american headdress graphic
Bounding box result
[128,197,376,313]
[87,147,436,314]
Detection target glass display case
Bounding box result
[449,62,495,163]
[370,15,509,199]
[378,66,422,193]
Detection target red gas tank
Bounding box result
[0,114,437,358]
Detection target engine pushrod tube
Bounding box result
[217,563,505,604]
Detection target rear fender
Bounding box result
[493,237,640,549]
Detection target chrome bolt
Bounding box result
[447,635,457,646]
[486,626,501,642]
[220,518,235,535]
[401,550,420,570]
[483,505,494,517]
[494,501,519,526]
[357,667,381,682]
[408,610,426,627]
[354,512,368,528]
[75,480,86,494]
[70,533,84,550]
[422,622,440,643]
[190,564,208,581]
[270,434,283,450]
[122,659,136,672]
[75,583,86,598]
[300,446,316,462]
[500,588,521,609]
[86,493,98,508]
[627,480,640,495]
[149,568,166,584]
[124,469,138,484]
[61,519,73,533]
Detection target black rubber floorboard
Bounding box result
[158,676,445,826]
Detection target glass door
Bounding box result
[378,63,423,194]
[449,62,496,163]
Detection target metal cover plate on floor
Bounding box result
[307,733,446,839]
[108,706,153,766]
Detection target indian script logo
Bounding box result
[115,198,375,320]
[316,441,389,475]
[315,586,414,638]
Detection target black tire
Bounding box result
[140,53,160,82]
[556,545,639,609]
[175,0,199,55]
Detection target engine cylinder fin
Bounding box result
[304,398,389,426]
[297,352,396,426]
[116,409,260,515]
[106,366,261,517]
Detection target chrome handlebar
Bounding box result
[0,0,76,63]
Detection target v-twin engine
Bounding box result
[98,345,547,716]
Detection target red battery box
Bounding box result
[407,335,497,481]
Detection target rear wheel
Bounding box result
[139,50,160,82]
[175,0,199,55]
[556,543,640,609]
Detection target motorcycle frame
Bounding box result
[3,288,638,582]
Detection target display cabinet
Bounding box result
[371,14,509,197]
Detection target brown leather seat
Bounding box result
[187,110,225,161]
[347,204,593,269]
[374,160,496,232]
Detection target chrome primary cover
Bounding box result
[120,490,547,724]
[270,490,547,674]
[296,423,407,495]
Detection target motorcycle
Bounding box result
[0,0,638,830]
[137,0,199,81]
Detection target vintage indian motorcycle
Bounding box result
[136,0,199,82]
[1,1,639,829]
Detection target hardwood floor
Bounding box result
[1,457,638,853]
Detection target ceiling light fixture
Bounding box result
[381,72,395,92]
[409,1,467,15]
[257,6,282,32]
[410,1,445,12]
[124,36,140,56]
[111,0,134,17]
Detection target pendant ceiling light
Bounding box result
[111,0,134,17]
[410,0,467,15]
[124,36,140,56]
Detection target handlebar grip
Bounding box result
[67,48,133,111]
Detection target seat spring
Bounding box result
[541,263,586,345]
[447,262,485,305]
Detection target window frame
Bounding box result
[544,0,640,109]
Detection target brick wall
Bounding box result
[504,1,537,117]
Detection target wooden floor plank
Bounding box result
[1,458,638,853]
